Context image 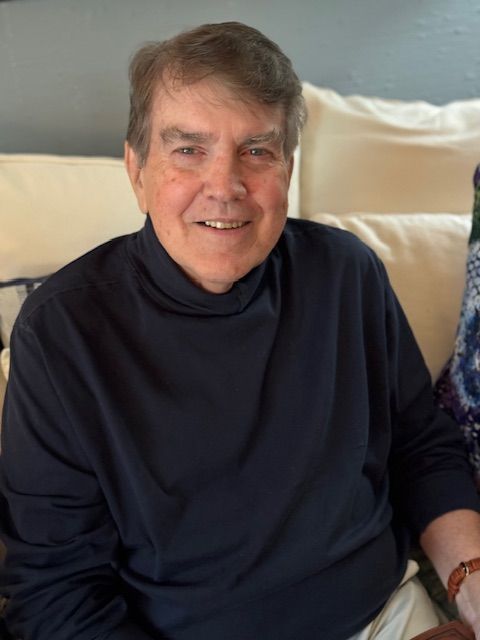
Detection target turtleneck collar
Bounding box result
[127,215,269,316]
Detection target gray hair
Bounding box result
[126,22,307,165]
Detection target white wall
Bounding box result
[0,0,479,156]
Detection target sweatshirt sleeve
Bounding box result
[0,323,155,640]
[384,268,480,537]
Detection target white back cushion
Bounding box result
[301,84,480,216]
[1,154,143,280]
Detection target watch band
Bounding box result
[447,557,480,602]
[410,620,475,639]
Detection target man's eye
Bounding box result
[249,148,267,156]
[177,147,196,155]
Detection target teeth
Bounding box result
[204,220,247,229]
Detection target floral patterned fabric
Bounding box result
[435,164,480,483]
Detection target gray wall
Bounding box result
[1,0,479,157]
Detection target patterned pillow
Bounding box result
[0,276,48,348]
[435,164,480,484]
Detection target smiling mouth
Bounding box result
[201,220,249,230]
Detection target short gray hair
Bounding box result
[126,22,307,165]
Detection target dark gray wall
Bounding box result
[1,0,479,157]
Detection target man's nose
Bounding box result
[203,155,247,201]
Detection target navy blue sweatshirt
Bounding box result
[1,217,479,640]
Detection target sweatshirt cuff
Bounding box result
[404,470,480,536]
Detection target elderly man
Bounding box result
[1,22,480,640]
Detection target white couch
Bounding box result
[1,83,480,413]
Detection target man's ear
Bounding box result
[124,141,148,213]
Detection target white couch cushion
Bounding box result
[301,84,480,216]
[310,213,470,381]
[287,146,301,218]
[0,348,9,382]
[0,154,143,281]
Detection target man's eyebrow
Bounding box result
[160,127,285,147]
[160,127,213,145]
[242,129,285,147]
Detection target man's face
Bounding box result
[125,77,293,294]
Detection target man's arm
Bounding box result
[380,268,480,634]
[420,509,480,637]
[1,323,155,640]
